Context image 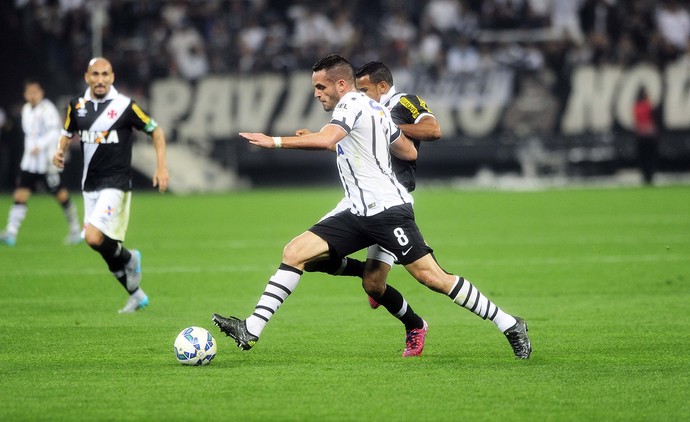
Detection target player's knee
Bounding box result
[362,278,385,297]
[282,241,306,268]
[362,270,387,297]
[84,229,103,249]
[55,189,69,203]
[13,189,30,203]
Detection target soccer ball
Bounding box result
[173,326,217,366]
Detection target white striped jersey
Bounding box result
[328,91,413,216]
[20,98,61,174]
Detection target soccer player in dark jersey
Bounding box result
[301,61,442,356]
[52,57,169,313]
[213,54,532,359]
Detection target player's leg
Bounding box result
[83,189,145,313]
[368,204,531,358]
[404,254,531,359]
[303,253,365,277]
[213,210,370,350]
[1,171,35,246]
[362,251,428,357]
[1,188,30,246]
[303,197,365,277]
[213,230,332,350]
[47,172,81,244]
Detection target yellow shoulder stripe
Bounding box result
[63,104,72,130]
[132,103,151,124]
[399,97,420,119]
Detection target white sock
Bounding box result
[63,201,80,233]
[448,276,517,333]
[245,265,302,337]
[6,203,27,236]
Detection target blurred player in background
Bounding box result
[53,57,169,313]
[302,61,442,356]
[633,88,659,185]
[0,79,81,247]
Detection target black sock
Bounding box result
[375,285,424,331]
[304,255,365,278]
[91,236,132,290]
[340,258,364,277]
[304,255,344,274]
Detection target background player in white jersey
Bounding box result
[213,54,532,359]
[300,61,442,356]
[0,79,81,247]
[53,58,169,314]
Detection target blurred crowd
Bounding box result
[9,0,690,96]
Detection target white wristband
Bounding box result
[272,136,282,149]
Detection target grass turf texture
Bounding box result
[1,186,688,421]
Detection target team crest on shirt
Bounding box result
[76,98,88,117]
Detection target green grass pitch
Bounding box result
[1,185,688,421]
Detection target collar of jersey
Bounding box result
[380,86,399,107]
[83,86,119,103]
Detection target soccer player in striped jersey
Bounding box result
[214,54,531,359]
[301,61,442,356]
[0,79,81,247]
[52,57,169,314]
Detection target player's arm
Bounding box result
[390,132,417,161]
[240,124,345,151]
[53,102,76,169]
[52,134,73,169]
[398,115,441,142]
[295,128,337,151]
[150,126,169,193]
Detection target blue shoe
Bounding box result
[64,231,83,245]
[119,290,149,314]
[125,249,142,291]
[0,231,16,247]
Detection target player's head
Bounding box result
[23,78,45,106]
[355,62,393,103]
[311,54,355,111]
[84,57,115,99]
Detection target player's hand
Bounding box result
[295,129,312,136]
[239,132,274,149]
[52,150,65,169]
[153,167,169,193]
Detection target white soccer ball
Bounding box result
[173,326,217,366]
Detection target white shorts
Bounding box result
[321,197,396,267]
[366,244,396,267]
[83,189,132,241]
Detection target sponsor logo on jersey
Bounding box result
[79,130,120,144]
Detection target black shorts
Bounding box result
[17,170,64,194]
[309,203,432,265]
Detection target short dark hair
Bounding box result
[312,54,354,84]
[24,78,43,89]
[355,61,393,85]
